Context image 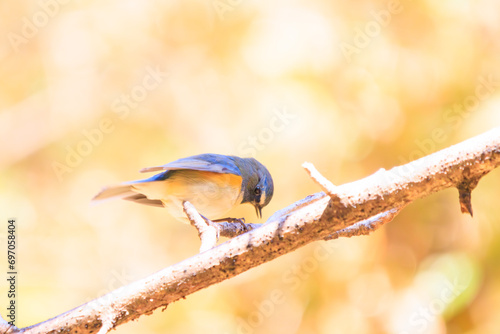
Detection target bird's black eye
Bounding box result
[254,187,261,196]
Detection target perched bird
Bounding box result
[92,153,274,222]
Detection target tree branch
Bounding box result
[6,127,500,334]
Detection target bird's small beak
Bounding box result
[254,205,262,219]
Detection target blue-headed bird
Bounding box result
[93,153,274,223]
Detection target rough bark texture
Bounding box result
[1,127,499,334]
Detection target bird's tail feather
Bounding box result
[92,184,136,202]
[92,181,164,207]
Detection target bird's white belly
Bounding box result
[132,171,243,222]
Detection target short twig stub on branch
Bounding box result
[183,200,220,252]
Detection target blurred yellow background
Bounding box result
[1,0,500,333]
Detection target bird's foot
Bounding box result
[212,217,248,231]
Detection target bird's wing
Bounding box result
[139,154,241,175]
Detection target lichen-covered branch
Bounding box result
[2,127,499,334]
